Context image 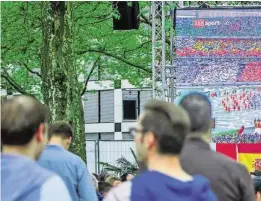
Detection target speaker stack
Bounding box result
[112,2,140,30]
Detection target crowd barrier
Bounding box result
[86,140,261,173]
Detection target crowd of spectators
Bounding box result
[176,39,261,58]
[91,172,134,200]
[239,62,261,82]
[212,132,261,143]
[175,60,261,84]
[220,89,261,112]
[175,65,199,83]
[2,94,259,201]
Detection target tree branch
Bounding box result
[140,13,152,26]
[87,16,112,25]
[76,49,151,73]
[74,2,112,22]
[78,16,112,27]
[19,62,42,78]
[123,40,151,56]
[1,70,32,96]
[81,57,100,96]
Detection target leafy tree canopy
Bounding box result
[1,1,152,96]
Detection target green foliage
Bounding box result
[2,1,259,95]
[1,2,42,95]
[73,1,152,86]
[1,2,152,161]
[113,80,121,89]
[1,2,152,96]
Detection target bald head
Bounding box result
[179,92,212,134]
[1,96,50,145]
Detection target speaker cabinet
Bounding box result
[112,2,140,30]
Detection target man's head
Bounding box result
[1,96,50,160]
[105,176,121,187]
[179,92,212,135]
[48,121,73,150]
[121,173,134,182]
[98,182,112,197]
[251,170,261,201]
[92,174,99,191]
[132,100,190,165]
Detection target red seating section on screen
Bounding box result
[239,62,261,82]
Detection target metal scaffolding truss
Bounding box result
[151,1,260,102]
[151,1,179,102]
[151,1,166,100]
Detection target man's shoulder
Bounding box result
[33,162,57,179]
[105,181,132,201]
[214,151,249,173]
[65,151,85,165]
[42,147,83,164]
[211,151,243,168]
[63,149,81,159]
[40,175,72,201]
[182,144,246,172]
[18,161,57,188]
[61,151,88,172]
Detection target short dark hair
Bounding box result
[48,121,73,139]
[179,92,212,133]
[121,173,131,182]
[92,173,99,181]
[251,170,261,193]
[252,176,261,193]
[1,96,50,145]
[141,100,190,155]
[98,182,112,194]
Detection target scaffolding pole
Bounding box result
[152,1,166,100]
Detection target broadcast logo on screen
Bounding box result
[193,19,221,28]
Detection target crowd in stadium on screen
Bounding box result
[219,90,261,112]
[212,133,261,143]
[176,39,261,58]
[175,62,261,84]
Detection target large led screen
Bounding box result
[174,8,261,142]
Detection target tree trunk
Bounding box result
[40,1,86,161]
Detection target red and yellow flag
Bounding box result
[237,143,261,172]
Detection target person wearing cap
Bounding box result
[251,170,261,201]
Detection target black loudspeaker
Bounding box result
[112,2,140,30]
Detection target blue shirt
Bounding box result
[105,171,218,201]
[1,153,71,201]
[38,145,98,201]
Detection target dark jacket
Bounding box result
[180,138,255,201]
[97,192,104,201]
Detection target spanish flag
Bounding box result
[238,143,261,172]
[210,143,237,160]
